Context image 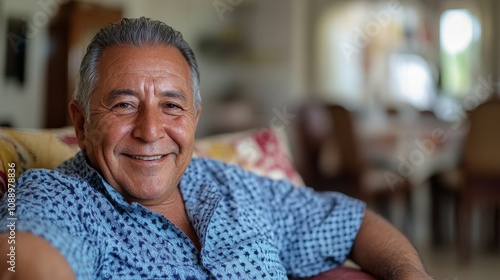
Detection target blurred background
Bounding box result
[1,0,499,278]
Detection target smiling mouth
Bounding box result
[126,154,166,161]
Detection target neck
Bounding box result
[143,188,201,250]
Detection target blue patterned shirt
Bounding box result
[0,151,365,279]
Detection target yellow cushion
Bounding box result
[0,131,34,194]
[0,127,79,196]
[3,127,80,169]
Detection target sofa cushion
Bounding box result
[194,128,304,186]
[0,130,34,195]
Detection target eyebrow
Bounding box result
[105,89,188,103]
[105,89,137,103]
[160,90,187,102]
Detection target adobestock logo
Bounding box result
[445,74,500,130]
[8,0,70,53]
[269,105,296,132]
[384,128,448,190]
[213,0,244,21]
[341,0,413,63]
[85,119,114,148]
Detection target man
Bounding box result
[0,17,432,279]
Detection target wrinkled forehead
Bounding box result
[94,45,193,94]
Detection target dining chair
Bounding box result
[458,98,500,262]
[294,102,412,231]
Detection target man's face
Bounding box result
[73,45,200,204]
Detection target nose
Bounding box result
[132,106,166,143]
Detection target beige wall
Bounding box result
[0,0,307,134]
[0,0,50,128]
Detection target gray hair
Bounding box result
[74,17,201,122]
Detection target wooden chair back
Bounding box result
[463,98,500,177]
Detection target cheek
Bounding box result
[84,126,105,149]
[169,118,196,145]
[85,119,130,151]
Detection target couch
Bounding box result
[0,126,376,279]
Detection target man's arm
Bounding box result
[0,232,75,280]
[350,210,433,280]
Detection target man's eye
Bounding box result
[111,103,136,114]
[164,103,181,110]
[115,103,132,109]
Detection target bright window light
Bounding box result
[389,54,434,110]
[440,10,474,54]
[440,9,480,95]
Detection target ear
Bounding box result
[194,106,202,127]
[69,100,87,151]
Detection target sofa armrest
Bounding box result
[299,267,377,280]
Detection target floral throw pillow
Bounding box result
[194,128,304,187]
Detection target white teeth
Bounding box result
[130,155,163,161]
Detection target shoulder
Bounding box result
[18,166,86,193]
[18,167,70,182]
[188,157,257,178]
[12,169,88,213]
[14,154,96,206]
[186,158,273,189]
[183,157,305,204]
[3,159,102,234]
[18,151,90,184]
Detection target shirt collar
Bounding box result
[64,151,222,211]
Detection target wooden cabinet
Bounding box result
[45,1,121,128]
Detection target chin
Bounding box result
[127,189,165,202]
[121,181,168,202]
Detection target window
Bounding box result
[440,9,481,97]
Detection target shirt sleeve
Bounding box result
[258,176,366,278]
[0,169,98,279]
